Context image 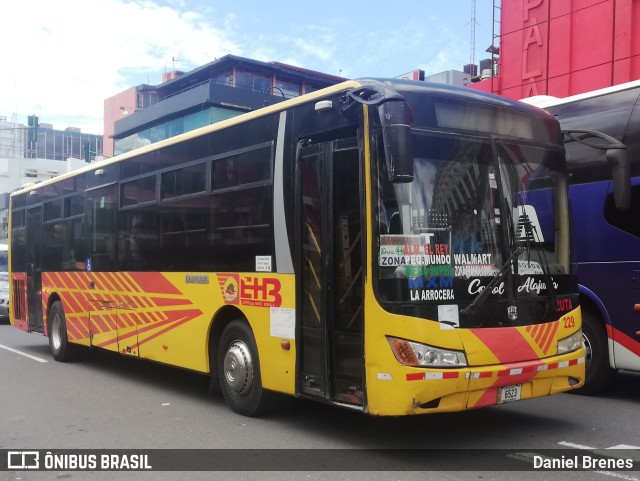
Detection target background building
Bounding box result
[104,54,345,157]
[1,54,341,242]
[425,70,473,87]
[469,0,640,99]
[395,68,477,88]
[0,116,102,243]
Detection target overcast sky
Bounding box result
[1,0,494,135]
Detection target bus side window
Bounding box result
[604,185,640,238]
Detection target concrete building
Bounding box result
[425,70,472,87]
[395,68,473,88]
[104,54,345,157]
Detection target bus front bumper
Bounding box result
[366,349,585,415]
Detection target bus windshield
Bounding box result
[375,131,571,327]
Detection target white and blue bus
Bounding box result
[524,80,640,394]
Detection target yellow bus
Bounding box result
[9,79,585,416]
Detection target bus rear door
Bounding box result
[85,184,139,356]
[26,206,44,333]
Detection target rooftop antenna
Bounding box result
[172,56,180,71]
[470,0,476,74]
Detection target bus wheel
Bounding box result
[574,309,615,395]
[48,300,78,362]
[217,320,274,416]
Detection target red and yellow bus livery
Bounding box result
[9,79,585,416]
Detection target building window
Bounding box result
[214,71,233,86]
[303,83,321,94]
[275,79,300,98]
[236,70,273,93]
[138,91,159,108]
[253,74,272,92]
[114,107,243,155]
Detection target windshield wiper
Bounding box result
[505,199,518,276]
[460,247,523,319]
[520,215,558,317]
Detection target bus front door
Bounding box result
[25,206,43,333]
[298,138,365,406]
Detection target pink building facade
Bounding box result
[470,0,640,99]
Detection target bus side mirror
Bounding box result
[378,101,413,183]
[605,148,631,210]
[562,129,630,211]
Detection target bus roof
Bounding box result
[10,79,361,198]
[521,79,640,109]
[11,77,557,198]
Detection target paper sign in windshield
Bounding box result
[379,235,450,267]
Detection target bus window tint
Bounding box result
[159,202,207,271]
[161,163,206,199]
[209,186,273,272]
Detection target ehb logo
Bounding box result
[8,451,40,469]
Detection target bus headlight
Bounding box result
[387,337,467,367]
[557,329,583,355]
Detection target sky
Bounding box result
[1,0,495,135]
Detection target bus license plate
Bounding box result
[499,384,522,403]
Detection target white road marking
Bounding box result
[0,344,48,363]
[558,441,595,450]
[506,452,537,463]
[556,442,640,481]
[595,472,640,481]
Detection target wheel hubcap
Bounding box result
[582,332,592,370]
[51,315,62,351]
[223,340,253,395]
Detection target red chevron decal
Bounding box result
[470,327,538,364]
[41,271,204,352]
[525,321,559,355]
[128,272,182,295]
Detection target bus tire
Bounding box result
[574,309,615,395]
[217,320,275,416]
[48,300,79,362]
